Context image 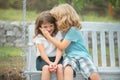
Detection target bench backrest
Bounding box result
[27,22,120,72]
[81,22,120,72]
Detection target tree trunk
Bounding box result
[108,2,114,16]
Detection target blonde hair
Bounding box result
[50,3,82,32]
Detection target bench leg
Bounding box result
[26,74,32,80]
[29,74,32,80]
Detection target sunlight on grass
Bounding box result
[0,60,24,67]
[0,9,22,21]
[0,9,120,22]
[26,10,37,21]
[0,9,37,21]
[82,13,120,22]
[0,46,22,59]
[0,46,24,67]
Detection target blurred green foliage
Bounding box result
[0,0,120,21]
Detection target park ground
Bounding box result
[0,46,26,80]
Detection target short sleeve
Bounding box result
[55,31,63,41]
[33,34,44,44]
[64,27,79,42]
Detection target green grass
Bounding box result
[82,13,120,22]
[0,9,37,21]
[0,46,24,70]
[0,46,22,59]
[0,9,120,22]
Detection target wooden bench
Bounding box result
[24,22,120,80]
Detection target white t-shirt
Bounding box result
[34,32,63,57]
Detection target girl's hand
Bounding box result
[39,28,50,38]
[49,62,57,72]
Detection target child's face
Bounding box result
[41,23,55,35]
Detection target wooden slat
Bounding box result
[100,31,107,67]
[82,31,89,50]
[27,46,32,71]
[117,32,120,67]
[109,31,115,67]
[28,24,35,44]
[81,22,120,31]
[27,25,36,71]
[27,25,34,71]
[92,31,98,66]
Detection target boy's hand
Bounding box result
[39,28,50,38]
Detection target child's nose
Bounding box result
[47,28,51,31]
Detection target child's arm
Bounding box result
[37,44,52,65]
[54,48,63,64]
[40,28,71,50]
[49,48,63,72]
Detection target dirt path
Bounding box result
[0,57,26,80]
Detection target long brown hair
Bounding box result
[34,11,58,38]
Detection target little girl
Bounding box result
[34,11,63,80]
[40,4,101,80]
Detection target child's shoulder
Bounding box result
[55,31,63,40]
[37,34,43,37]
[34,34,44,39]
[33,34,46,43]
